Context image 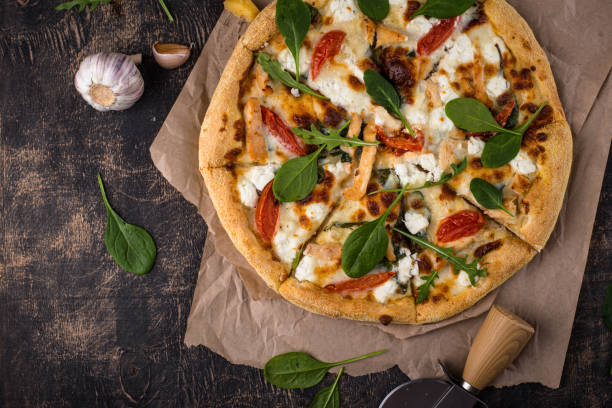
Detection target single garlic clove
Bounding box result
[152,42,191,70]
[74,52,144,112]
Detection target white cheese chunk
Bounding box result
[415,153,444,182]
[457,270,474,287]
[510,151,537,175]
[405,15,433,39]
[290,88,300,97]
[404,211,429,235]
[237,178,258,208]
[273,202,328,264]
[243,164,279,191]
[373,278,401,303]
[295,255,317,283]
[439,34,476,76]
[436,75,460,104]
[485,75,510,101]
[428,106,456,137]
[393,153,444,187]
[467,137,486,156]
[326,0,360,22]
[397,248,420,286]
[277,47,311,78]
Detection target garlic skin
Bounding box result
[152,42,191,69]
[74,53,144,111]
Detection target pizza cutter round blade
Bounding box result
[379,305,535,408]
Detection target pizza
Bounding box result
[199,0,572,324]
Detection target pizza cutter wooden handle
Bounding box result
[462,305,534,391]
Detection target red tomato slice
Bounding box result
[494,100,516,127]
[310,30,346,80]
[376,126,424,152]
[255,180,279,243]
[417,17,460,56]
[261,106,307,156]
[324,272,395,293]
[436,210,485,243]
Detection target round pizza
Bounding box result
[199,0,572,324]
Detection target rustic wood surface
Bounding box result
[1,1,610,406]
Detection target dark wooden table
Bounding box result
[1,1,610,406]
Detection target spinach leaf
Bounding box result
[480,131,522,168]
[603,282,612,330]
[470,178,513,216]
[410,0,474,19]
[256,53,327,99]
[357,0,389,21]
[393,229,486,285]
[445,98,521,135]
[264,350,386,389]
[273,145,325,202]
[363,69,416,138]
[292,122,379,149]
[342,182,409,277]
[276,0,311,80]
[370,158,467,195]
[97,174,156,275]
[415,270,438,304]
[309,368,342,408]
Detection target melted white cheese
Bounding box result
[243,164,278,190]
[237,178,258,208]
[486,75,510,101]
[326,0,360,22]
[467,137,486,156]
[397,248,419,286]
[510,151,537,175]
[404,211,429,235]
[373,278,401,303]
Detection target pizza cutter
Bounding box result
[379,305,535,408]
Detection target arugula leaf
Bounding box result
[363,69,416,139]
[603,282,612,330]
[55,0,111,12]
[292,122,379,150]
[264,350,386,389]
[480,131,522,168]
[276,0,311,80]
[470,178,513,216]
[415,270,438,304]
[392,229,487,286]
[410,0,474,18]
[445,98,522,136]
[256,53,327,99]
[342,183,410,277]
[292,244,306,272]
[309,367,342,408]
[157,0,175,22]
[97,174,156,275]
[369,158,467,195]
[273,146,325,202]
[357,0,390,21]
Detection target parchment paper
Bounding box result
[150,0,612,388]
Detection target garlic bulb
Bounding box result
[74,53,144,111]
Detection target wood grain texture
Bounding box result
[0,1,610,407]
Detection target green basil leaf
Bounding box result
[480,131,522,168]
[415,270,438,304]
[341,219,389,278]
[470,178,513,216]
[393,229,486,286]
[256,53,327,99]
[309,368,342,408]
[273,146,324,202]
[276,0,311,80]
[445,98,521,135]
[264,350,386,389]
[357,0,389,21]
[603,282,612,330]
[363,69,416,138]
[292,123,379,150]
[410,0,474,18]
[97,174,156,275]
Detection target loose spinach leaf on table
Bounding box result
[55,0,111,12]
[393,229,486,286]
[276,0,311,80]
[342,182,410,278]
[264,350,386,389]
[470,178,513,216]
[97,174,156,275]
[256,53,327,99]
[357,0,389,21]
[415,270,439,304]
[273,146,324,202]
[292,122,379,150]
[370,158,467,195]
[309,367,343,408]
[363,69,417,138]
[410,0,474,18]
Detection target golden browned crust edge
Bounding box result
[416,231,536,323]
[479,0,572,250]
[279,278,417,324]
[202,167,288,290]
[241,2,278,51]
